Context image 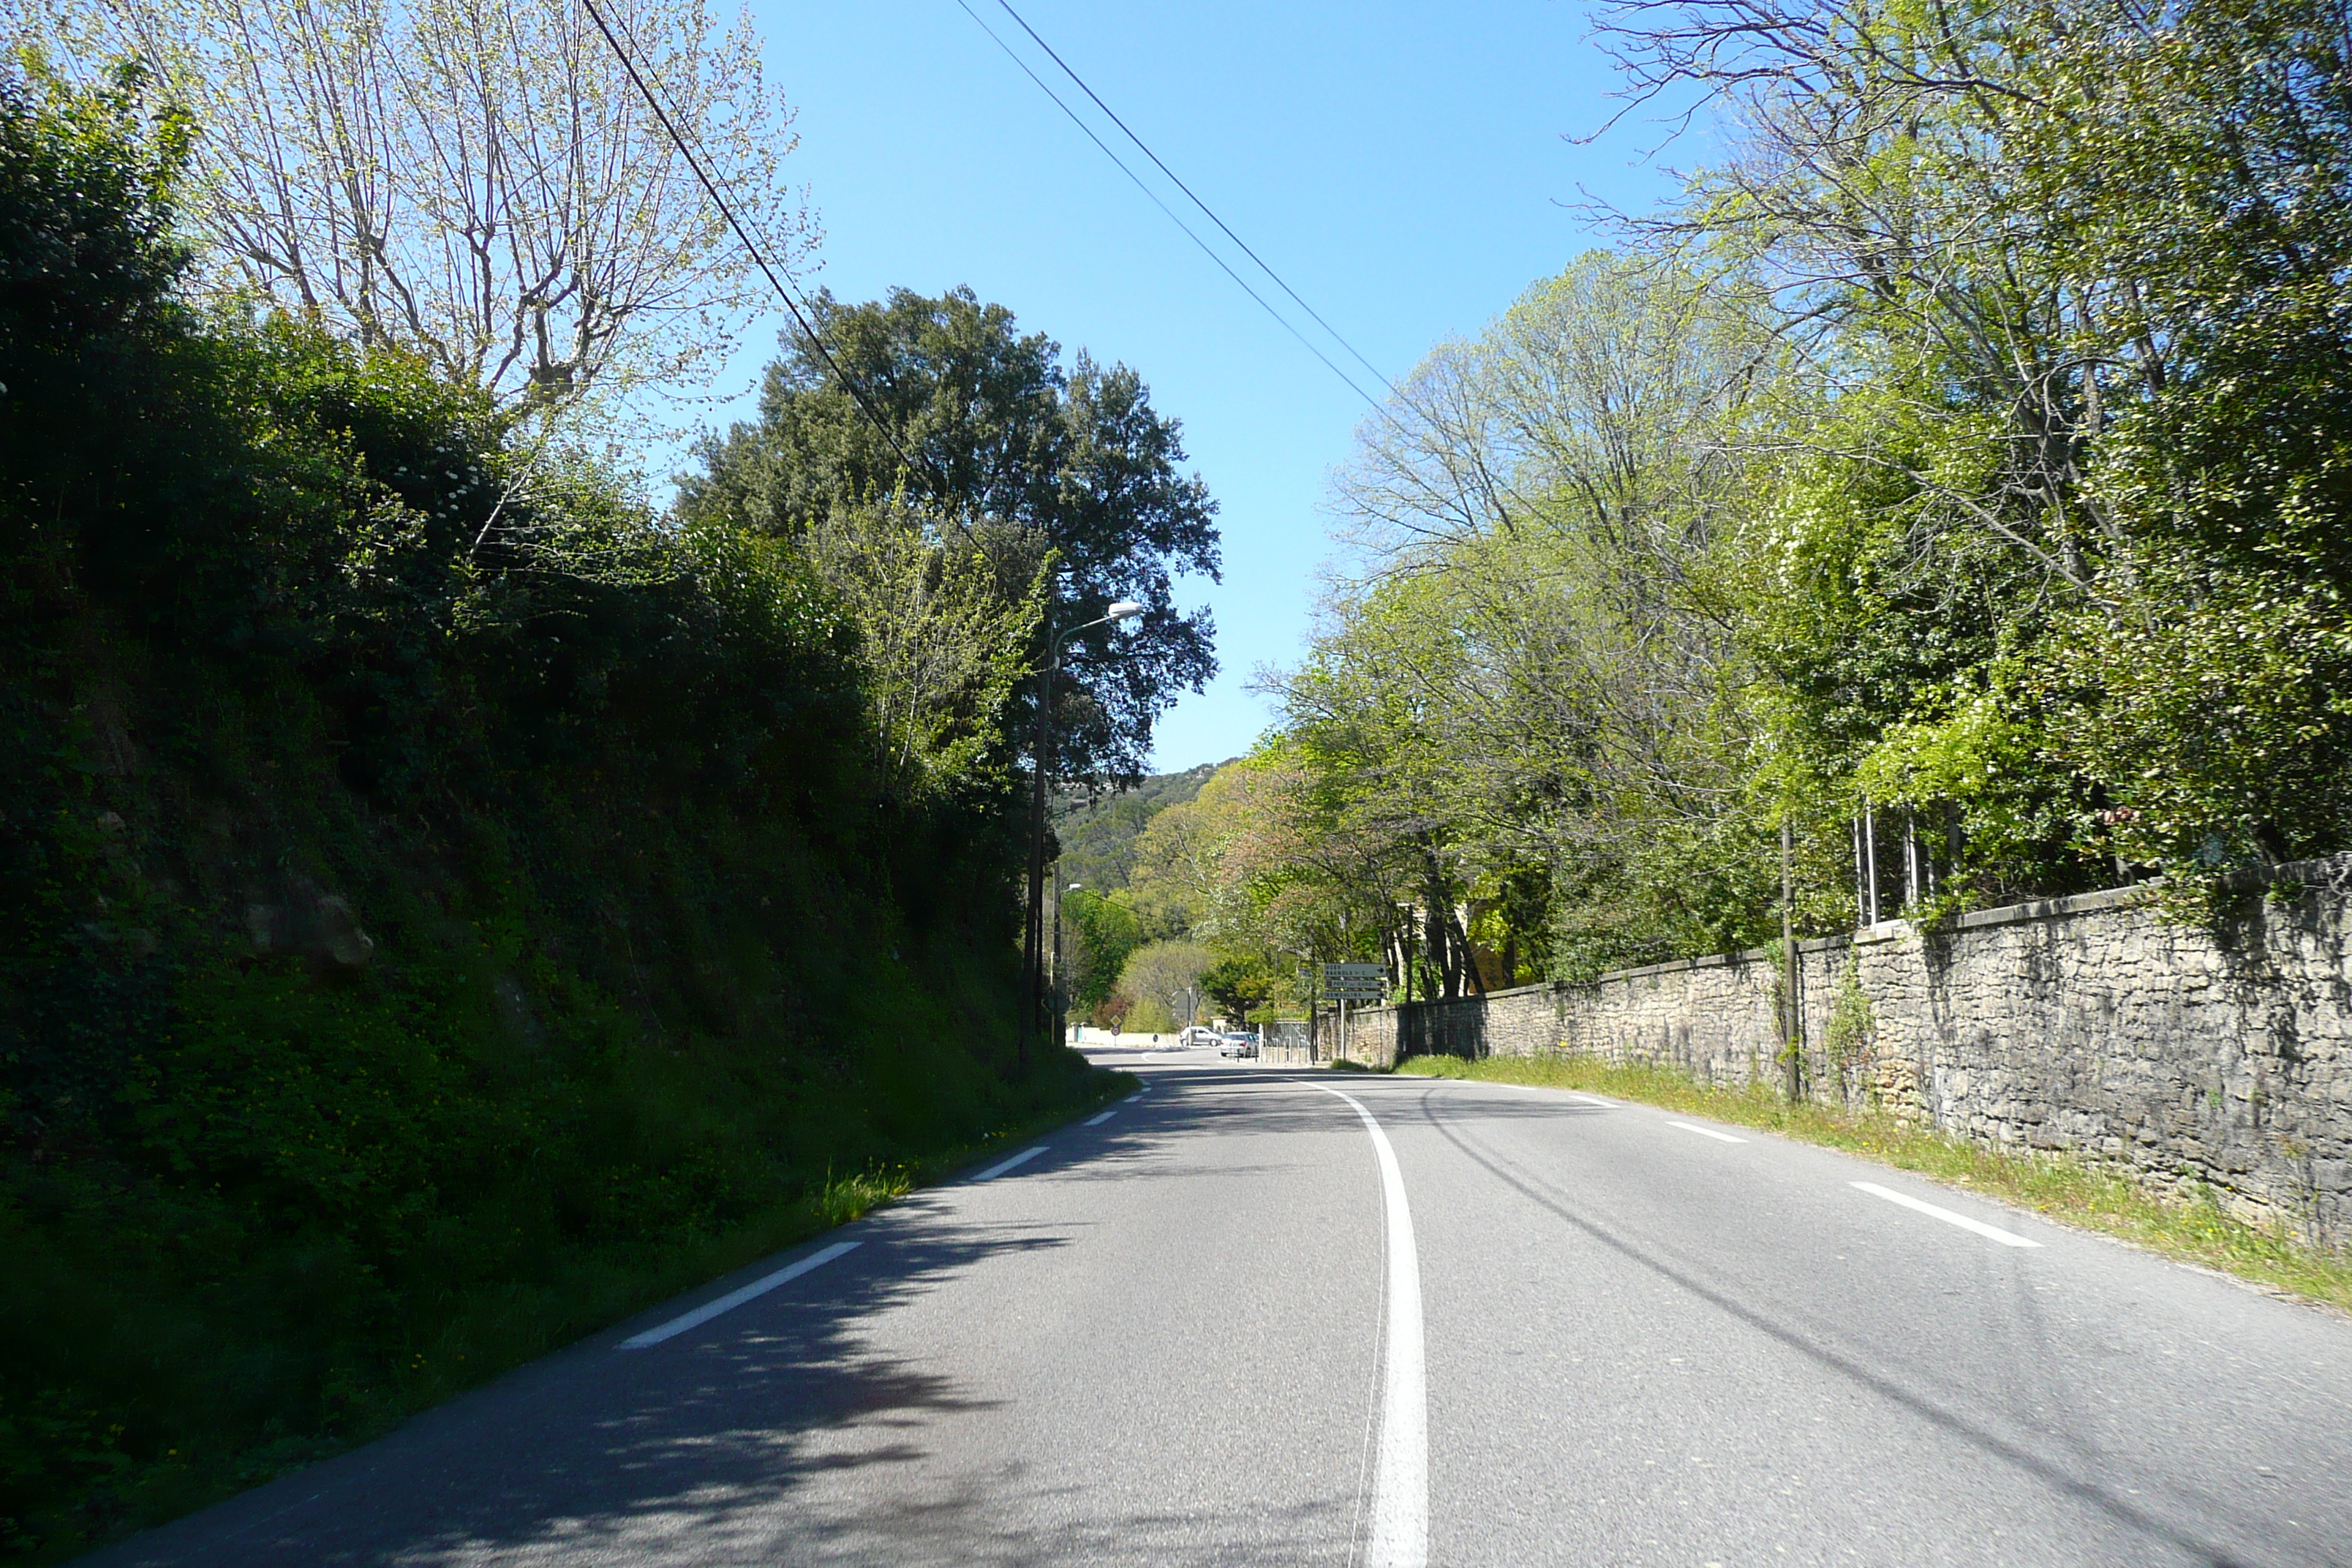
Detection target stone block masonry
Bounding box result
[1344,862,2352,1251]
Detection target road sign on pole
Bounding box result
[1322,962,1385,1000]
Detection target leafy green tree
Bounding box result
[679,286,1221,780]
[1272,255,1786,979]
[2019,0,2352,872]
[799,501,1043,804]
[1114,939,1213,1033]
[1595,0,2352,894]
[1062,886,1141,1016]
[0,56,186,355]
[1199,951,1279,1021]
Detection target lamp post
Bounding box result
[1021,600,1144,1064]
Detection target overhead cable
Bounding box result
[952,0,1387,411]
[578,0,970,538]
[990,0,1395,398]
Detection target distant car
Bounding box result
[1179,1024,1218,1049]
[1218,1030,1258,1059]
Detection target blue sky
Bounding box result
[717,0,1679,770]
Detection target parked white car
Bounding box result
[1218,1030,1258,1059]
[1179,1024,1219,1049]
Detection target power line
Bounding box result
[990,0,1396,399]
[951,0,1387,411]
[577,0,971,538]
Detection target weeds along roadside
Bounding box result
[7,1053,1131,1568]
[0,72,1132,1560]
[1390,1054,2352,1316]
[374,1065,1135,1419]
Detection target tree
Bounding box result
[2020,0,2352,873]
[797,502,1042,805]
[1588,0,2352,889]
[1268,255,1782,981]
[51,0,808,412]
[1062,886,1140,1019]
[1121,788,1218,938]
[680,286,1220,782]
[1114,940,1212,1034]
[0,54,186,361]
[1199,951,1278,1020]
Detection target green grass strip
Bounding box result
[1392,1053,2352,1314]
[39,1066,1137,1568]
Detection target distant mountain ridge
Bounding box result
[1051,761,1231,896]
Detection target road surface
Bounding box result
[83,1049,2352,1565]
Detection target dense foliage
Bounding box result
[1051,763,1219,897]
[1050,769,1201,1023]
[0,66,1115,1559]
[679,286,1221,783]
[1141,0,2352,996]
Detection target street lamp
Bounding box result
[1021,600,1144,1063]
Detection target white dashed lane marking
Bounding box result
[1852,1181,2043,1248]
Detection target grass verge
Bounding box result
[14,1063,1132,1566]
[1392,1053,2352,1314]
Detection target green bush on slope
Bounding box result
[0,65,1107,1560]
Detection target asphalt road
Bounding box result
[83,1049,2352,1567]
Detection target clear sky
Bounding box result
[717,0,1679,770]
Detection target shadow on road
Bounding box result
[86,1063,1395,1567]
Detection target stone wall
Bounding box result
[1341,864,2352,1249]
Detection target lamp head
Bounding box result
[1106,600,1145,621]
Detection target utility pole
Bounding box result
[1021,679,1049,1066]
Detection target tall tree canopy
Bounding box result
[1177,0,2352,1002]
[0,62,1098,1555]
[680,286,1220,783]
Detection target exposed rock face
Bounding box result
[83,685,143,777]
[242,883,375,968]
[1349,864,2352,1251]
[314,896,374,968]
[493,975,544,1049]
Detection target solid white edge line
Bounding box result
[1084,1109,1115,1126]
[1319,1085,1428,1568]
[1667,1119,1747,1145]
[1852,1180,2043,1248]
[619,1240,861,1349]
[973,1145,1048,1181]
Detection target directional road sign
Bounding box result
[1322,962,1387,1000]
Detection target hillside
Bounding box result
[1050,762,1229,896]
[0,80,1116,1561]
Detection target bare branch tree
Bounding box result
[53,0,810,415]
